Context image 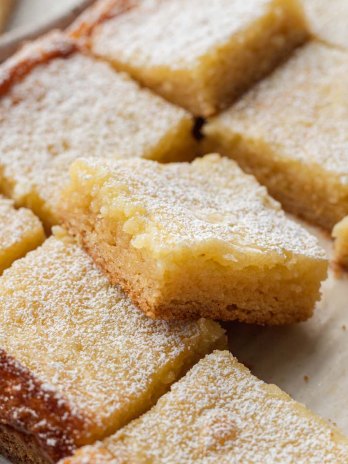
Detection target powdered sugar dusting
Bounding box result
[92,0,275,69]
[89,351,348,463]
[210,42,348,181]
[0,233,223,441]
[0,31,76,96]
[74,155,325,260]
[0,50,190,223]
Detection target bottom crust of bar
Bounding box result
[63,212,326,325]
[0,424,52,464]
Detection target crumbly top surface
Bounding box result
[303,0,348,48]
[92,351,348,464]
[68,155,325,261]
[207,42,348,180]
[0,232,221,434]
[0,195,43,253]
[0,50,189,203]
[92,0,276,69]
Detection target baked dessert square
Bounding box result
[0,31,196,229]
[333,216,348,270]
[203,42,348,231]
[0,195,44,274]
[61,154,327,324]
[303,0,348,49]
[0,230,225,464]
[61,351,348,464]
[82,0,309,116]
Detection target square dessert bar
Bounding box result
[61,351,348,464]
[61,154,327,324]
[333,216,348,270]
[303,0,348,49]
[0,31,196,229]
[0,230,225,464]
[204,42,348,231]
[83,0,309,116]
[0,195,44,274]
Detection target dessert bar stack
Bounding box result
[0,230,225,463]
[0,0,348,463]
[0,31,196,229]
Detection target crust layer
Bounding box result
[68,0,137,41]
[0,424,51,464]
[0,349,89,463]
[0,31,77,96]
[71,222,318,324]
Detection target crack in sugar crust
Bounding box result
[211,42,348,181]
[0,196,42,252]
[98,351,348,464]
[0,234,221,441]
[0,48,190,210]
[75,155,325,260]
[0,350,88,462]
[92,0,277,70]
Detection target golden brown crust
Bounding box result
[0,424,51,464]
[62,216,312,325]
[68,0,137,41]
[0,31,78,97]
[0,349,89,463]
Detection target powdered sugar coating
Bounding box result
[0,232,223,442]
[0,50,191,224]
[208,42,348,181]
[70,351,348,464]
[72,154,325,261]
[0,31,77,96]
[92,0,277,70]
